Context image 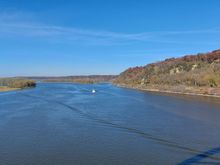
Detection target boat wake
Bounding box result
[20,92,220,162]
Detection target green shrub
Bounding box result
[209,79,217,87]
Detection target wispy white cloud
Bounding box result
[0,22,153,42]
[0,11,220,45]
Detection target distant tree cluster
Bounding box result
[0,78,36,88]
[158,49,220,65]
[42,75,117,84]
[115,49,220,88]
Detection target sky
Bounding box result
[0,0,220,76]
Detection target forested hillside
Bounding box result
[115,49,220,95]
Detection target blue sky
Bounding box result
[1,0,220,76]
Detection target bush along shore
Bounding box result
[0,78,36,92]
[114,49,220,97]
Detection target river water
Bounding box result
[0,83,220,165]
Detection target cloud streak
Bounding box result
[0,12,220,45]
[0,22,153,43]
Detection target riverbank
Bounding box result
[116,84,220,98]
[0,86,20,92]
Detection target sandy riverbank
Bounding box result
[116,84,220,98]
[0,86,20,92]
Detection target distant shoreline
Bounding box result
[116,84,220,98]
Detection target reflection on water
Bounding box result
[0,83,220,165]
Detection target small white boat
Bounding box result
[92,89,96,93]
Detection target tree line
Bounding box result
[0,78,36,88]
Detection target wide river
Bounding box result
[0,83,220,165]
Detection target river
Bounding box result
[0,83,220,165]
